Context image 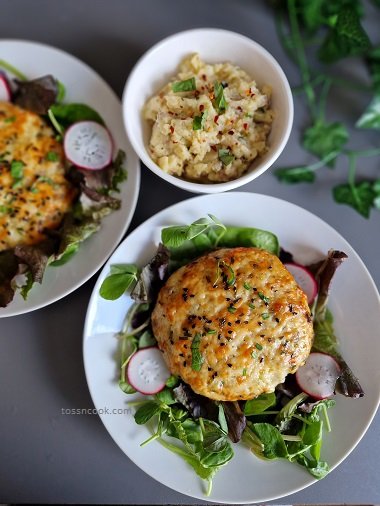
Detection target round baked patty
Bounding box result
[0,101,76,251]
[152,247,313,401]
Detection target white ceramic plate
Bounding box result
[83,193,380,504]
[0,40,140,318]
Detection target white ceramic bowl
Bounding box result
[122,28,293,194]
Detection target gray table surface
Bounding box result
[1,0,379,504]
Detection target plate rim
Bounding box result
[0,38,141,318]
[83,192,380,504]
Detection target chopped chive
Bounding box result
[255,343,263,351]
[243,282,251,290]
[249,303,255,309]
[242,368,247,376]
[4,116,16,123]
[261,313,270,320]
[228,306,237,313]
[207,329,217,334]
[258,292,270,304]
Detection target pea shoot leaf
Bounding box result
[332,180,380,218]
[356,94,380,129]
[275,166,315,183]
[303,122,348,165]
[318,7,371,63]
[99,264,139,300]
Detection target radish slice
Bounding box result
[296,352,341,399]
[0,73,11,102]
[285,262,318,304]
[64,121,113,170]
[127,347,170,395]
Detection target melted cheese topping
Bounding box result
[0,102,76,251]
[152,247,313,401]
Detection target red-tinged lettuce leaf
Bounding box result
[14,242,55,283]
[221,401,247,443]
[131,244,170,303]
[14,75,58,114]
[0,250,19,307]
[50,214,101,267]
[312,250,364,398]
[173,383,218,421]
[314,250,348,321]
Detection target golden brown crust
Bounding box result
[0,101,76,251]
[152,247,313,401]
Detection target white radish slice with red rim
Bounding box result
[285,262,318,304]
[127,346,170,395]
[0,73,11,102]
[64,120,113,170]
[296,352,341,399]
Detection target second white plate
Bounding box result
[83,192,380,504]
[0,40,140,317]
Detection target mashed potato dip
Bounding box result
[143,54,274,183]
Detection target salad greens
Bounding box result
[273,0,380,218]
[98,215,363,495]
[0,59,127,307]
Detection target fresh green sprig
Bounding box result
[161,214,226,249]
[274,0,380,218]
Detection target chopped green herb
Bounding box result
[207,329,217,334]
[11,160,25,187]
[218,148,234,166]
[193,110,207,130]
[243,282,251,290]
[261,313,270,320]
[11,160,25,180]
[172,77,196,93]
[242,368,247,376]
[258,292,270,304]
[255,343,263,351]
[0,205,10,214]
[45,151,59,162]
[251,351,258,359]
[191,333,204,371]
[221,261,235,286]
[4,116,16,124]
[249,303,255,310]
[228,306,237,313]
[214,81,228,113]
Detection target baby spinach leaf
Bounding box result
[303,121,348,165]
[251,423,288,459]
[200,444,234,467]
[356,94,380,129]
[217,404,228,434]
[99,264,139,300]
[244,392,277,416]
[49,103,104,127]
[134,401,161,425]
[219,226,280,256]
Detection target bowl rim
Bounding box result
[122,27,294,194]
